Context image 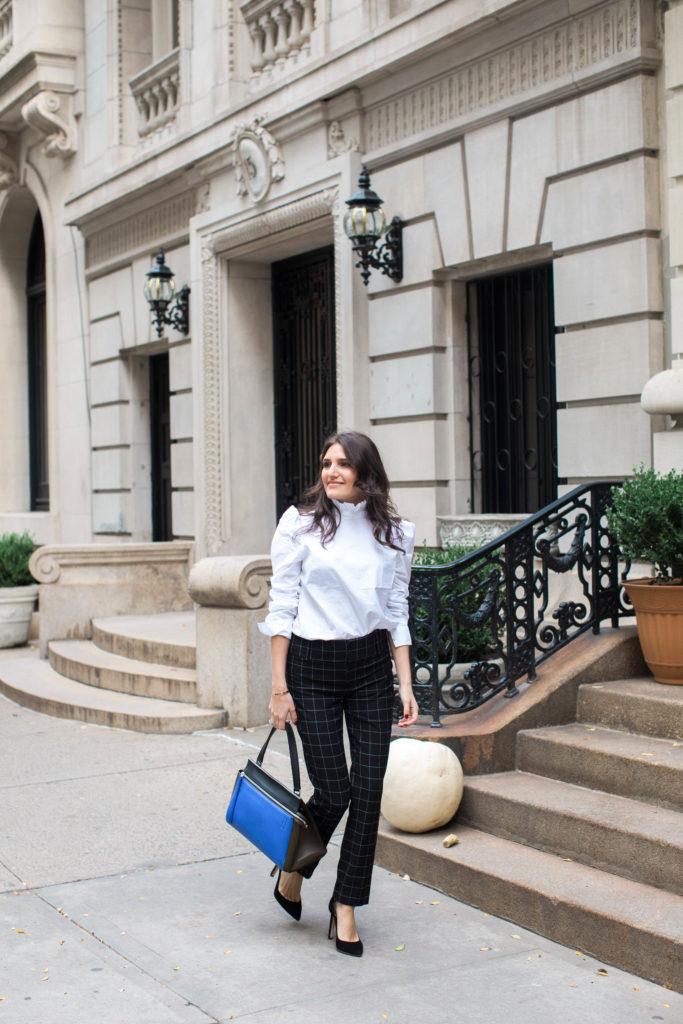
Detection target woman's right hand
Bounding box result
[269,691,297,730]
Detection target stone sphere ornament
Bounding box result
[381,738,464,833]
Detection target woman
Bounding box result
[259,430,418,957]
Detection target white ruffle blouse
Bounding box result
[258,499,416,647]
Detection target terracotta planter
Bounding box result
[624,578,683,685]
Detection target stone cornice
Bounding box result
[364,0,658,160]
[0,50,77,128]
[64,0,658,225]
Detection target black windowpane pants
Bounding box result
[286,630,394,907]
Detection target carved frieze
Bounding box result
[365,0,644,152]
[85,191,199,270]
[21,91,77,159]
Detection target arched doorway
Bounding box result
[26,212,49,511]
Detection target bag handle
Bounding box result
[256,722,302,796]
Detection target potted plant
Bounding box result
[606,466,683,685]
[0,531,39,648]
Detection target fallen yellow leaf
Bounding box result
[510,934,521,939]
[430,901,440,905]
[640,752,654,757]
[598,969,608,976]
[395,944,405,951]
[480,947,490,951]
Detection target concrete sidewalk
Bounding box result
[0,653,680,1023]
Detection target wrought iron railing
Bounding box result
[406,482,634,726]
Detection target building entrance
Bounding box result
[149,351,172,540]
[272,246,336,518]
[27,214,49,511]
[468,264,558,515]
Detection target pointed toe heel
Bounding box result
[271,866,302,922]
[327,898,363,957]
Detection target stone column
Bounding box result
[644,2,683,470]
[188,555,272,727]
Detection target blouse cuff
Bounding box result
[390,623,412,647]
[257,617,293,639]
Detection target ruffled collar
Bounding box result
[332,498,368,516]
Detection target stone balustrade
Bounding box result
[0,0,12,59]
[241,0,315,76]
[129,49,180,138]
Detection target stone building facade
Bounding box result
[0,0,681,560]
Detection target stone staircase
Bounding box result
[377,670,683,992]
[0,613,228,734]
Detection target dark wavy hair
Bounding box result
[301,430,405,551]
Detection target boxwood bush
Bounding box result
[0,531,38,588]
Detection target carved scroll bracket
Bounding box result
[21,90,77,159]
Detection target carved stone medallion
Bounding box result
[232,115,285,203]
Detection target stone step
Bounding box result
[91,613,196,669]
[578,678,683,741]
[375,821,683,993]
[459,771,683,895]
[517,722,683,811]
[49,640,197,704]
[0,657,227,734]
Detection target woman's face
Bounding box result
[321,442,362,504]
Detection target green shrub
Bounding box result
[412,541,497,662]
[0,531,38,587]
[606,466,683,581]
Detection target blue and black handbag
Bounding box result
[226,722,325,872]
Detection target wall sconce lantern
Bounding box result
[343,165,403,287]
[144,248,190,337]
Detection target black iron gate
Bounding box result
[468,264,557,514]
[150,352,172,541]
[272,247,336,517]
[27,213,49,511]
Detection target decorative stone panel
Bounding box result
[438,515,527,549]
[365,0,650,155]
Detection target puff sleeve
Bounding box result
[258,506,305,639]
[386,520,416,647]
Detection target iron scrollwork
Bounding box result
[403,482,635,726]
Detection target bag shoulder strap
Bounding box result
[255,722,301,795]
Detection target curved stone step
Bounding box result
[459,771,683,895]
[376,822,683,994]
[517,722,683,810]
[49,640,197,703]
[578,678,683,740]
[0,657,227,734]
[92,613,196,669]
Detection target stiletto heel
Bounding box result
[328,898,363,957]
[272,867,302,921]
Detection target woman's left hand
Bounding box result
[397,683,418,727]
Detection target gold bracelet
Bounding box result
[272,689,289,696]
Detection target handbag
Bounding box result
[226,722,326,872]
